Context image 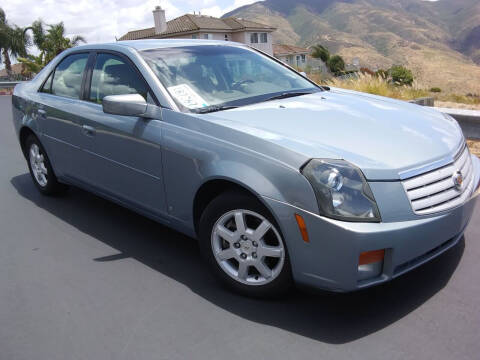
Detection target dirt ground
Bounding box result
[467,139,480,157]
[436,102,480,110]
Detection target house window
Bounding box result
[260,33,268,43]
[192,34,198,39]
[225,34,229,41]
[250,33,258,44]
[203,33,213,39]
[301,54,306,63]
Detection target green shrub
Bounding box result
[389,65,414,86]
[327,55,346,74]
[430,87,442,93]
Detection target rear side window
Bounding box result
[51,53,89,99]
[89,53,148,104]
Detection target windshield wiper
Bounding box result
[194,105,239,114]
[264,91,316,102]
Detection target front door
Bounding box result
[78,52,167,216]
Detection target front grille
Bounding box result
[402,146,474,215]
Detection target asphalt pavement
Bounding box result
[1,95,479,360]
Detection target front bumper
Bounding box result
[263,154,480,292]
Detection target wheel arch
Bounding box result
[19,126,38,159]
[192,177,281,237]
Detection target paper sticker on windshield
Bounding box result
[167,84,209,109]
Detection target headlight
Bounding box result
[301,159,381,222]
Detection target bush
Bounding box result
[389,65,414,86]
[327,55,346,74]
[430,87,442,93]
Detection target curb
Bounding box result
[435,107,480,140]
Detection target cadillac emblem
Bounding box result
[453,171,464,190]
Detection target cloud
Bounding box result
[1,0,181,44]
[1,0,262,45]
[201,0,259,17]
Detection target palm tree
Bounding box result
[20,20,86,72]
[42,22,86,59]
[310,44,330,63]
[0,7,29,79]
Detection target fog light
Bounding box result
[358,249,385,281]
[359,249,385,265]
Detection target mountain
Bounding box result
[223,0,480,94]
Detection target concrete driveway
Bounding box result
[1,95,479,360]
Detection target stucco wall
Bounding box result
[246,32,273,55]
[162,30,274,55]
[276,54,308,70]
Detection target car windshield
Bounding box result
[140,45,321,113]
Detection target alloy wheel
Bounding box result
[29,143,48,187]
[211,209,285,286]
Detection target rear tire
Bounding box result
[199,191,293,298]
[25,135,66,196]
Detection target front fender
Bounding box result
[161,111,319,231]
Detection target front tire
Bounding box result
[199,191,293,297]
[25,135,66,195]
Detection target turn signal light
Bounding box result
[294,214,309,243]
[359,249,385,265]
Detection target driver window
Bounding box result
[89,53,149,104]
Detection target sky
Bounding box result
[0,0,259,44]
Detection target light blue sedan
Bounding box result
[12,40,480,297]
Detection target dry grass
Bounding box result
[308,73,480,109]
[467,139,480,157]
[434,94,480,109]
[311,73,430,101]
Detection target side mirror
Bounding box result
[300,71,307,77]
[102,94,148,117]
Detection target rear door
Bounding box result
[78,51,167,216]
[36,52,91,179]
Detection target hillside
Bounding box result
[224,0,480,94]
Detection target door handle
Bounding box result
[82,125,96,137]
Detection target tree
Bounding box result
[389,65,413,86]
[19,20,86,72]
[327,55,345,74]
[0,8,29,79]
[311,44,330,63]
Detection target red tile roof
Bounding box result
[119,14,275,41]
[273,44,310,56]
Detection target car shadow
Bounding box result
[10,173,465,344]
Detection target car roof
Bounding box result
[70,39,247,52]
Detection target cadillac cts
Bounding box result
[12,40,480,297]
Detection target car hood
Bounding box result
[201,89,464,180]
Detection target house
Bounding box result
[0,63,29,80]
[273,44,310,70]
[119,6,276,55]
